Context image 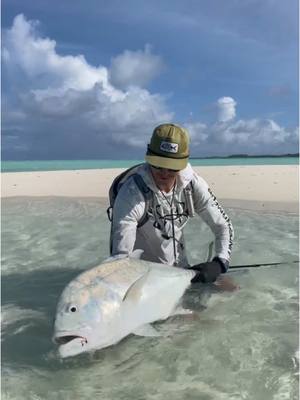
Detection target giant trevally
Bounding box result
[53,256,196,358]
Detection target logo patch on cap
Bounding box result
[160,141,178,153]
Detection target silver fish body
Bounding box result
[53,257,196,358]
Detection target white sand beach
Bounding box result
[1,165,299,213]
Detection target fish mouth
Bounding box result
[54,335,88,345]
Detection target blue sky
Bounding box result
[2,0,299,160]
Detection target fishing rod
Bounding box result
[205,242,299,270]
[229,260,299,270]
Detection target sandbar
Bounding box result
[1,165,298,213]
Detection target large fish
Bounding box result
[53,256,196,358]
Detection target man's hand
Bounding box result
[190,259,223,284]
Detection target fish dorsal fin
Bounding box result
[122,270,149,302]
[102,249,143,264]
[102,254,128,264]
[130,249,144,259]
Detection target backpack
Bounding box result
[107,164,153,229]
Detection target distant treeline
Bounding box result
[190,153,299,159]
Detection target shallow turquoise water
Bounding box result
[2,156,299,172]
[1,197,299,400]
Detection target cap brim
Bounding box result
[145,154,188,171]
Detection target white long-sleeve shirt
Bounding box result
[111,163,234,269]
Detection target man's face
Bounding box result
[150,165,179,188]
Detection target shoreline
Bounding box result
[1,165,298,213]
[2,196,298,215]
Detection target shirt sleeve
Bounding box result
[191,174,234,268]
[111,178,146,256]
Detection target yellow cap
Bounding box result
[145,123,189,170]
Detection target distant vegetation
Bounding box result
[190,153,299,159]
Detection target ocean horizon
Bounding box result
[1,156,299,173]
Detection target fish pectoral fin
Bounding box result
[133,324,161,337]
[171,306,194,316]
[122,270,149,302]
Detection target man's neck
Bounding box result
[156,179,176,193]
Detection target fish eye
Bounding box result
[69,305,77,313]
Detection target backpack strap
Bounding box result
[132,174,152,228]
[110,164,144,204]
[108,172,152,255]
[107,163,144,222]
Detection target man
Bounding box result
[110,123,234,284]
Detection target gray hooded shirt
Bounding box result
[111,163,233,268]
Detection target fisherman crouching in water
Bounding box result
[108,123,236,288]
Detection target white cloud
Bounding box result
[217,118,293,145]
[3,14,123,98]
[2,14,172,155]
[86,86,172,147]
[185,122,208,144]
[2,14,298,159]
[217,96,237,122]
[185,116,298,156]
[184,94,297,155]
[109,44,165,89]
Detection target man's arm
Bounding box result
[191,174,234,275]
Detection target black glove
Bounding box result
[190,258,223,284]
